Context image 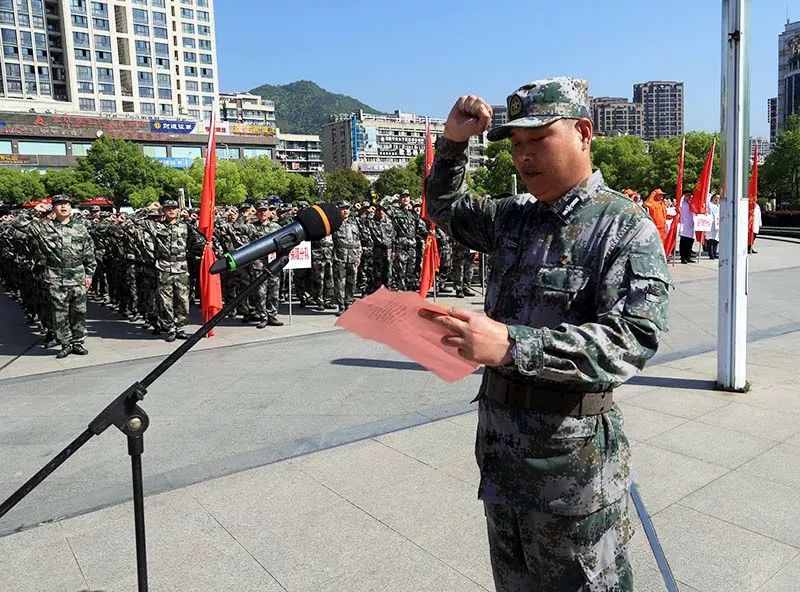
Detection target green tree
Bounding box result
[762,115,800,207]
[239,156,291,198]
[324,168,370,202]
[479,139,523,195]
[44,167,109,202]
[0,169,46,204]
[374,166,422,198]
[468,167,489,196]
[76,135,165,205]
[128,186,160,209]
[188,159,247,205]
[591,135,653,191]
[285,173,318,202]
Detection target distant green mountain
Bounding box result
[248,80,384,135]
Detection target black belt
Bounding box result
[482,370,613,417]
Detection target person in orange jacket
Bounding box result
[644,189,673,245]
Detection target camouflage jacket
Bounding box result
[356,214,375,248]
[332,217,361,263]
[137,219,205,273]
[249,219,282,271]
[311,235,333,260]
[369,216,395,249]
[13,214,97,286]
[426,137,670,513]
[385,205,417,244]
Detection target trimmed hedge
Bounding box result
[763,211,800,227]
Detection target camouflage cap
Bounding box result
[255,200,270,210]
[51,194,73,204]
[161,199,179,208]
[89,205,101,212]
[338,200,351,208]
[487,77,592,141]
[297,200,309,208]
[238,203,253,212]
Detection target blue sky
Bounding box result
[216,0,793,137]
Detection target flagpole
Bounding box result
[718,0,750,391]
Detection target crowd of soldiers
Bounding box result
[0,189,481,358]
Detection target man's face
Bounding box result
[163,206,179,221]
[53,202,72,220]
[339,206,350,220]
[712,195,720,204]
[374,208,384,220]
[510,119,591,203]
[226,209,238,222]
[399,195,410,208]
[256,209,269,223]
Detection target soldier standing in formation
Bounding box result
[249,201,284,327]
[368,204,394,293]
[387,190,417,291]
[451,241,477,298]
[331,201,361,316]
[13,195,96,358]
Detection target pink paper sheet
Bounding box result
[335,287,479,383]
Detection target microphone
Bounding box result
[210,203,342,274]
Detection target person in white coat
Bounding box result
[679,189,696,263]
[706,194,720,259]
[749,202,762,254]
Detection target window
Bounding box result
[140,102,155,114]
[20,31,31,47]
[72,142,93,155]
[160,104,172,115]
[156,73,170,87]
[96,50,112,62]
[200,67,212,78]
[198,25,210,36]
[136,54,151,66]
[243,148,272,158]
[198,39,210,50]
[139,86,153,98]
[0,11,14,24]
[143,145,167,157]
[94,34,111,50]
[171,146,202,159]
[76,65,92,80]
[151,0,165,7]
[216,147,239,160]
[201,82,213,92]
[153,27,167,38]
[184,66,196,76]
[74,47,91,60]
[158,87,170,99]
[185,80,198,91]
[183,51,195,62]
[132,8,147,23]
[182,37,195,48]
[197,0,208,6]
[92,17,109,30]
[70,0,86,12]
[2,27,15,43]
[72,31,89,46]
[98,82,114,94]
[97,66,113,81]
[0,140,12,154]
[135,39,150,54]
[202,95,213,105]
[78,98,96,111]
[180,7,192,18]
[152,11,166,25]
[72,14,88,27]
[6,63,20,78]
[155,57,169,69]
[188,109,200,118]
[187,94,198,105]
[19,141,68,155]
[199,53,211,64]
[77,81,93,93]
[154,42,168,57]
[137,71,153,84]
[133,23,148,36]
[181,22,194,34]
[32,15,43,28]
[91,1,107,15]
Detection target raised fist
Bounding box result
[443,95,493,143]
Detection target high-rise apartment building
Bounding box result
[632,81,684,140]
[0,0,219,118]
[777,20,800,138]
[591,96,643,137]
[275,132,322,177]
[769,97,778,146]
[749,137,770,164]
[219,92,275,128]
[490,104,507,130]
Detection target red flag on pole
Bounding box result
[198,108,223,336]
[748,143,758,247]
[419,123,440,297]
[691,140,715,243]
[663,137,685,257]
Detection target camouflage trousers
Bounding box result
[157,271,189,332]
[369,246,392,294]
[48,282,88,346]
[231,269,252,317]
[392,241,415,290]
[310,258,333,304]
[333,259,358,308]
[451,247,475,292]
[358,246,373,293]
[136,266,159,328]
[249,268,280,320]
[484,498,633,591]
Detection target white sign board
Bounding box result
[268,241,312,270]
[693,214,713,233]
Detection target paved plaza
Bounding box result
[0,238,799,591]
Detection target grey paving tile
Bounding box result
[696,402,800,442]
[731,379,800,413]
[446,411,478,430]
[738,443,800,488]
[0,523,86,592]
[789,433,800,448]
[624,388,731,419]
[647,421,777,469]
[631,442,729,513]
[757,557,800,592]
[438,455,481,487]
[650,504,797,592]
[61,488,284,592]
[376,418,474,468]
[681,471,800,547]
[617,403,689,442]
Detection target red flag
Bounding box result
[663,137,685,257]
[419,123,440,297]
[748,143,758,247]
[691,140,715,243]
[198,108,223,336]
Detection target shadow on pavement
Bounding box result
[331,358,428,371]
[627,376,717,390]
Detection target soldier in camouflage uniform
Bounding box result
[451,240,477,298]
[133,206,163,333]
[368,204,394,294]
[331,201,361,315]
[387,191,417,290]
[308,233,334,308]
[422,79,670,591]
[249,201,284,327]
[435,226,453,293]
[14,195,97,358]
[355,202,375,296]
[136,199,205,342]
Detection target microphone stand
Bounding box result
[0,250,291,592]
